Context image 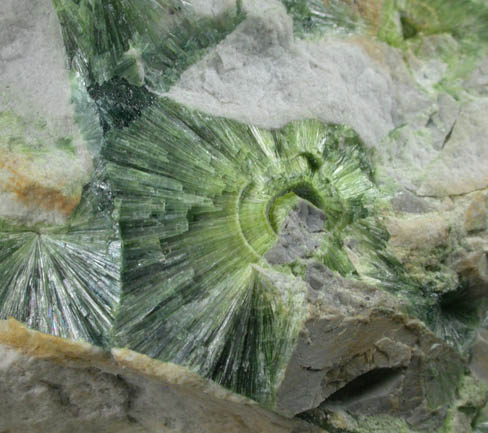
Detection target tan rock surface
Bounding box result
[0,319,324,433]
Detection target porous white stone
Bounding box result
[418,98,488,197]
[0,0,93,226]
[0,0,74,132]
[168,3,396,148]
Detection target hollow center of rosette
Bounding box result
[237,177,326,259]
[236,151,327,258]
[268,182,325,233]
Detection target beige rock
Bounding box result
[465,192,488,233]
[452,250,488,299]
[0,319,323,433]
[470,328,488,382]
[418,99,488,197]
[386,213,450,253]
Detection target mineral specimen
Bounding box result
[1,0,488,432]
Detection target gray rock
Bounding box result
[190,0,237,16]
[465,56,488,96]
[451,248,488,300]
[427,93,460,150]
[261,185,471,432]
[378,42,433,129]
[418,98,488,197]
[275,265,465,432]
[376,92,461,194]
[404,34,459,92]
[265,200,325,265]
[0,0,75,132]
[167,4,396,147]
[470,328,488,382]
[259,185,469,431]
[464,192,488,233]
[406,51,447,91]
[0,347,133,433]
[391,190,433,214]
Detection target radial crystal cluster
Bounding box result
[0,93,396,405]
[105,99,391,402]
[2,0,488,431]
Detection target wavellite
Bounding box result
[52,0,245,89]
[105,99,396,403]
[0,0,244,342]
[1,78,423,404]
[0,90,473,406]
[1,0,488,430]
[0,171,121,344]
[0,0,396,404]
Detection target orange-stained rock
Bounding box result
[0,148,85,224]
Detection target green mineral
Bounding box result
[1,0,488,432]
[103,99,394,402]
[0,168,121,343]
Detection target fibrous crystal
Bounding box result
[1,0,488,432]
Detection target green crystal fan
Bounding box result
[0,0,244,345]
[0,172,121,344]
[53,0,244,135]
[0,91,407,404]
[5,0,477,408]
[0,0,446,407]
[103,98,393,403]
[281,0,365,37]
[53,0,245,89]
[1,2,487,428]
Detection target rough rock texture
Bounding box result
[471,328,488,383]
[261,204,465,431]
[280,304,462,429]
[465,56,488,96]
[2,0,488,432]
[265,200,326,265]
[0,0,74,128]
[417,99,488,197]
[0,0,93,226]
[169,0,396,147]
[191,0,237,16]
[0,319,323,433]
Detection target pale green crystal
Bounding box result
[281,0,364,37]
[0,169,121,344]
[1,1,487,430]
[378,0,488,96]
[53,0,244,90]
[101,98,415,403]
